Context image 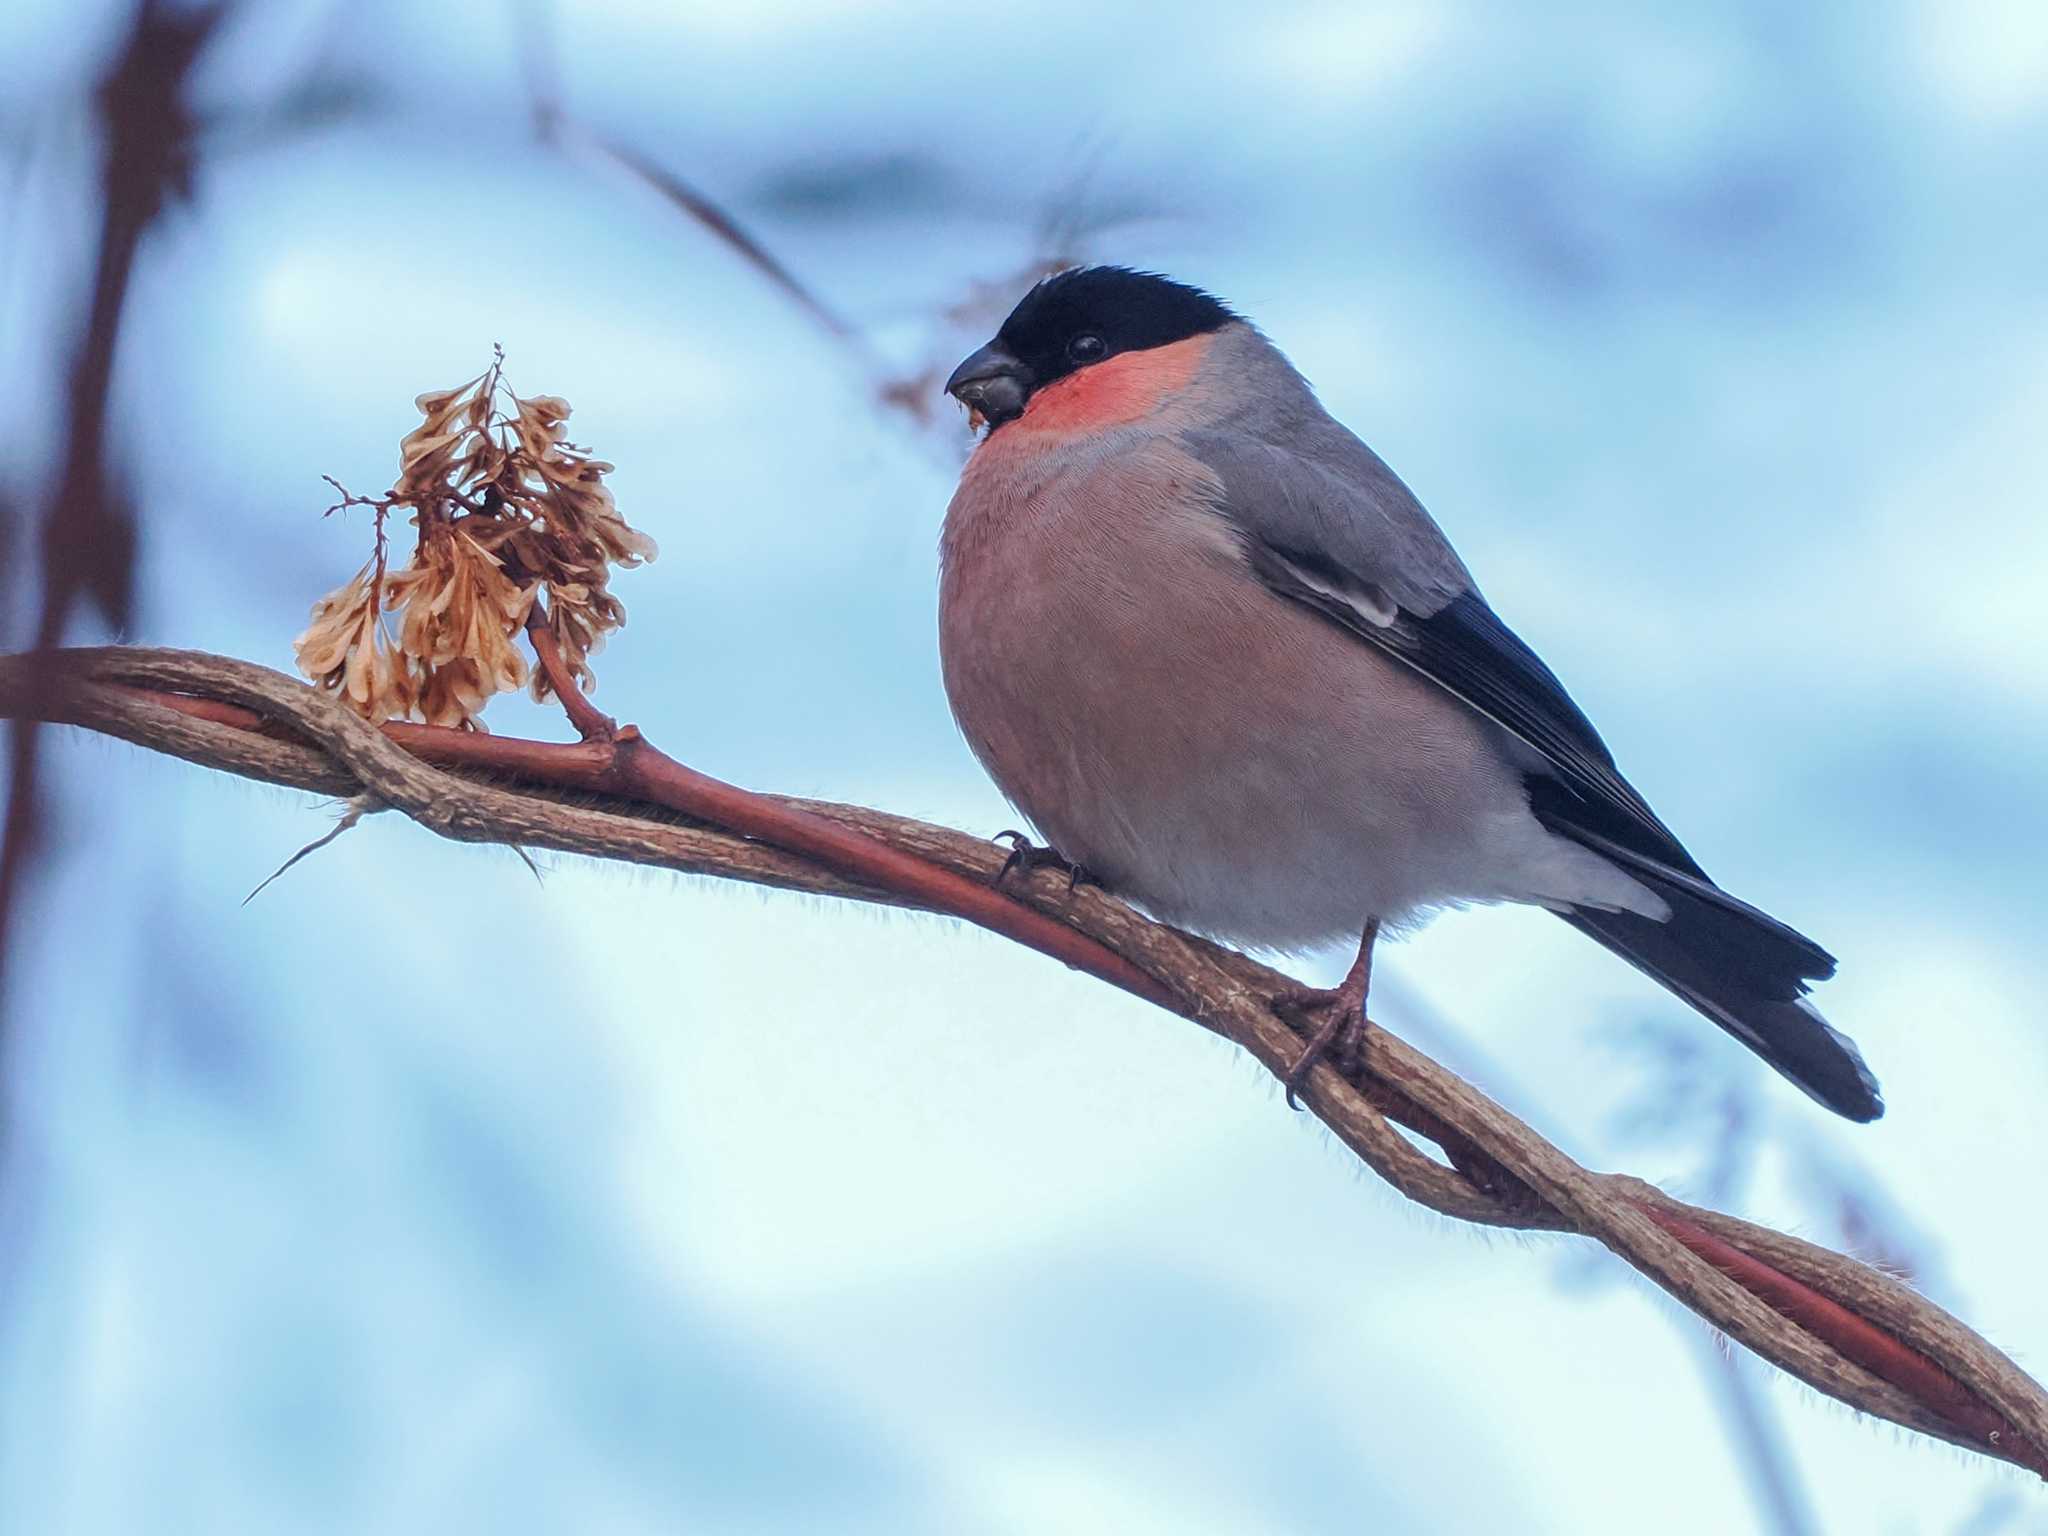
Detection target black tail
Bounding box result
[1545,822,1884,1122]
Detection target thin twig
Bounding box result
[524,601,615,741]
[242,795,374,905]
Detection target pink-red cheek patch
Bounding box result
[1010,333,1213,436]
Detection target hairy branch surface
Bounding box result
[3,644,2044,1480]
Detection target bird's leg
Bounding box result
[991,829,1097,894]
[1275,918,1382,1110]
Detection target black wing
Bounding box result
[1241,537,1705,880]
[1190,431,1865,1112]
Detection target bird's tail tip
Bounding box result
[1561,904,1884,1122]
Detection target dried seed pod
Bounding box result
[294,352,656,728]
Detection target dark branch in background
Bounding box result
[5,644,2047,1486]
[580,137,862,344]
[0,2,226,1021]
[507,0,1091,433]
[512,0,861,343]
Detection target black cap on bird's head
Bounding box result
[945,267,1239,429]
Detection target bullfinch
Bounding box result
[938,266,1882,1121]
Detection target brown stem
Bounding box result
[110,662,1178,1015]
[523,603,617,741]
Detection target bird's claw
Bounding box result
[1273,983,1372,1110]
[992,829,1096,894]
[1269,920,1380,1111]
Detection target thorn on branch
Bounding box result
[242,794,378,905]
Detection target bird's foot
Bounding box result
[1273,919,1381,1110]
[1275,986,1371,1109]
[991,830,1096,894]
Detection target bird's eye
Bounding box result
[1067,332,1107,363]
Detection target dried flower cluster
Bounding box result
[295,352,656,728]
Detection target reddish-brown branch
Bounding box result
[117,677,1179,1014]
[81,676,2048,1472]
[1637,1203,2047,1478]
[611,737,1183,1011]
[8,647,2046,1482]
[87,673,2048,1475]
[55,683,1631,1188]
[524,605,617,741]
[108,686,264,732]
[587,137,858,342]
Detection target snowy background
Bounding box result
[2,1,2045,1531]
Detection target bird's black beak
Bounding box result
[945,341,1032,428]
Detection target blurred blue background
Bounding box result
[2,1,2045,1530]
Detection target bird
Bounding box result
[936,265,1883,1121]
